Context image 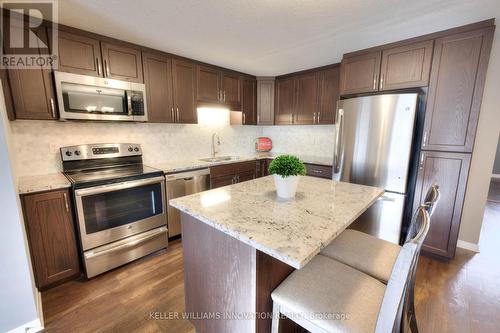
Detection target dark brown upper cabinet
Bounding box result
[23,189,80,289]
[317,66,340,124]
[422,27,494,153]
[294,72,319,125]
[241,77,257,125]
[413,151,470,259]
[172,59,198,124]
[340,51,381,95]
[100,42,143,83]
[275,76,296,125]
[197,65,221,104]
[196,65,241,109]
[57,30,102,77]
[379,40,433,91]
[5,24,57,120]
[142,52,174,123]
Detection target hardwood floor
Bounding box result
[42,200,500,333]
[488,179,500,203]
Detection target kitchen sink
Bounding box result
[199,156,238,162]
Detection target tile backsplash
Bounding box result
[10,120,335,177]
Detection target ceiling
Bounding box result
[57,0,499,76]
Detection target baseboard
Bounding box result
[492,174,500,180]
[457,240,480,253]
[6,318,43,333]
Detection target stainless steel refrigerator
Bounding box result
[333,93,418,244]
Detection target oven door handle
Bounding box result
[84,226,167,259]
[75,176,165,197]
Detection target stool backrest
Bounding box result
[405,184,440,243]
[374,205,430,333]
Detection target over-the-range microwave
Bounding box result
[54,71,148,122]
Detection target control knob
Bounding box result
[74,150,81,156]
[134,147,139,152]
[65,151,72,157]
[128,146,133,152]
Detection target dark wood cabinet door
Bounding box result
[197,65,221,104]
[222,72,241,108]
[172,60,197,123]
[58,30,102,77]
[413,151,470,259]
[379,40,433,90]
[100,42,143,82]
[211,174,236,189]
[241,77,257,125]
[294,72,318,125]
[237,170,256,183]
[275,77,296,125]
[23,190,80,289]
[317,66,340,124]
[422,27,494,152]
[340,51,381,95]
[6,25,56,120]
[142,52,174,123]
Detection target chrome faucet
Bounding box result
[211,133,221,159]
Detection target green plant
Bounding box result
[268,155,306,178]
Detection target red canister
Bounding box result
[255,137,272,152]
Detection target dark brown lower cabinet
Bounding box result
[210,161,258,189]
[413,151,471,259]
[23,189,80,289]
[304,163,333,179]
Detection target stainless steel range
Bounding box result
[61,143,167,278]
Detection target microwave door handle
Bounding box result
[126,91,132,116]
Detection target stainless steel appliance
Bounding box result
[333,93,418,243]
[61,143,167,278]
[166,169,210,237]
[54,71,148,122]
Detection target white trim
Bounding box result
[6,318,43,333]
[492,174,500,180]
[457,240,480,253]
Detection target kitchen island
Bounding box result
[170,176,384,333]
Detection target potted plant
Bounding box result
[268,155,306,199]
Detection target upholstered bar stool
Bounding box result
[320,184,440,284]
[271,205,431,333]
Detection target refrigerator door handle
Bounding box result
[334,108,344,174]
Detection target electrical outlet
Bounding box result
[49,143,59,154]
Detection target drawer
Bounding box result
[210,161,256,178]
[305,163,333,179]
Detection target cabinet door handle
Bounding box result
[176,107,180,121]
[312,169,322,174]
[318,111,321,123]
[96,58,102,76]
[257,114,260,124]
[419,153,425,170]
[290,114,293,123]
[171,107,175,121]
[223,90,226,102]
[63,192,69,213]
[243,113,246,124]
[373,74,378,90]
[313,112,316,124]
[50,98,56,118]
[104,59,110,77]
[422,131,428,147]
[380,74,384,90]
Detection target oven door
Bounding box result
[74,176,166,250]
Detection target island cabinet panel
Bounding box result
[241,77,257,125]
[100,41,143,83]
[197,65,221,104]
[317,66,340,124]
[379,40,434,90]
[413,151,470,259]
[275,76,297,125]
[421,27,494,153]
[6,25,57,120]
[181,213,296,333]
[57,30,102,77]
[23,190,80,289]
[142,52,174,123]
[172,60,198,124]
[294,72,319,125]
[340,51,382,95]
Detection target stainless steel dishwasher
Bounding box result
[165,168,210,237]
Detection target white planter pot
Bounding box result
[273,175,300,199]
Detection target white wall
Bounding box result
[0,83,40,332]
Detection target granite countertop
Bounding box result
[170,176,384,269]
[18,173,71,194]
[150,152,333,174]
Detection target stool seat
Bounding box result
[271,255,386,333]
[320,229,400,283]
